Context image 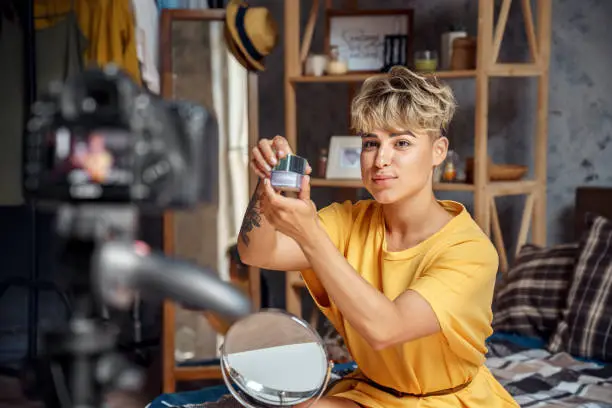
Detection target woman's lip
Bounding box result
[372,176,397,180]
[372,176,397,184]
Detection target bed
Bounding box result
[485,333,612,407]
[149,186,612,408]
[487,186,612,407]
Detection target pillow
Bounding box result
[548,213,612,361]
[492,243,578,339]
[320,318,352,363]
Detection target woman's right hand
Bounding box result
[250,135,311,178]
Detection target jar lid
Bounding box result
[273,154,308,175]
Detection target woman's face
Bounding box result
[360,129,448,204]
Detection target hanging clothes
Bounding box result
[36,12,86,95]
[0,8,87,206]
[33,0,142,85]
[131,0,160,93]
[33,0,91,31]
[84,0,142,85]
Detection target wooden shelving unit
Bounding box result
[289,69,477,83]
[281,0,552,319]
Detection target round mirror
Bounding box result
[220,309,332,408]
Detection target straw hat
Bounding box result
[224,24,257,71]
[225,0,278,71]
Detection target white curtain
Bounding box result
[209,20,250,353]
[226,54,250,242]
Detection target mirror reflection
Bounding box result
[165,14,251,365]
[220,310,332,407]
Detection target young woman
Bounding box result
[237,66,518,408]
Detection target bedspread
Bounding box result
[486,338,612,407]
[147,338,612,408]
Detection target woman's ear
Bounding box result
[432,136,449,167]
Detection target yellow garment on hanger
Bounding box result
[33,0,142,85]
[33,0,90,31]
[85,0,142,85]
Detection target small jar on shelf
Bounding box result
[442,150,459,182]
[317,148,328,178]
[326,45,348,75]
[414,50,438,72]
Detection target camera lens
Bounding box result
[88,89,112,108]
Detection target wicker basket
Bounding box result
[465,157,528,182]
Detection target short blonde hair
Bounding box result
[350,66,457,136]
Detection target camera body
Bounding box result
[23,65,218,209]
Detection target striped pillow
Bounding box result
[492,243,578,340]
[548,213,612,360]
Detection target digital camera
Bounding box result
[23,65,218,209]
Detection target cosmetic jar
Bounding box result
[270,154,308,192]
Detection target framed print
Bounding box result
[326,136,362,179]
[325,9,414,72]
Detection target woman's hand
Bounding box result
[250,135,311,179]
[260,175,320,246]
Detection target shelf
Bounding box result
[174,366,221,381]
[487,180,538,196]
[488,63,543,77]
[311,178,538,195]
[289,64,546,83]
[290,70,476,83]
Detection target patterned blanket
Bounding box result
[486,338,612,407]
[148,337,612,408]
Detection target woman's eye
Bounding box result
[362,140,378,149]
[396,139,411,148]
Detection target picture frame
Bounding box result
[326,136,362,179]
[325,9,414,73]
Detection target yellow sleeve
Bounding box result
[300,200,353,326]
[409,238,499,366]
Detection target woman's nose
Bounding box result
[375,145,392,168]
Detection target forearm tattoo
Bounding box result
[239,179,263,247]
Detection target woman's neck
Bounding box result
[381,189,453,251]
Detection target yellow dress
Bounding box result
[300,199,519,408]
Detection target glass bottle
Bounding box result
[174,325,196,362]
[318,148,328,178]
[442,150,458,182]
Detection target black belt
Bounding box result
[335,372,472,398]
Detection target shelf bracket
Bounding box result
[521,0,539,64]
[492,0,540,66]
[300,0,320,64]
[516,192,536,257]
[490,196,509,274]
[491,0,512,65]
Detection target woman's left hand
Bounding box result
[260,175,319,245]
